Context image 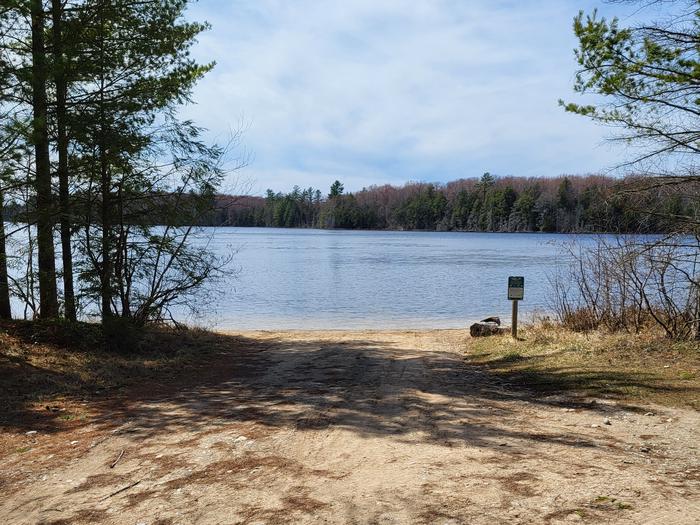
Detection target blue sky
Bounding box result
[182,0,658,194]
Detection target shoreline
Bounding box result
[217,327,471,334]
[193,224,676,236]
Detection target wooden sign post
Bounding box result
[508,276,524,339]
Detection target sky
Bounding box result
[182,0,654,194]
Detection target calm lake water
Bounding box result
[188,228,581,330]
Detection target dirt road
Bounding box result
[1,330,699,524]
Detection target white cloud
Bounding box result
[181,0,643,193]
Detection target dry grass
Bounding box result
[0,319,256,433]
[466,323,700,409]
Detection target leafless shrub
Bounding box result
[550,235,700,340]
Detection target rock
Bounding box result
[25,430,37,435]
[470,322,506,337]
[644,412,654,416]
[481,316,501,325]
[604,418,612,425]
[591,424,600,428]
[640,446,650,453]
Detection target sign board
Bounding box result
[508,276,524,300]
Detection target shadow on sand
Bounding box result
[2,325,695,452]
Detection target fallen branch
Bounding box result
[110,449,125,469]
[100,480,140,501]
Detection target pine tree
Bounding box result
[30,0,59,318]
[67,0,220,323]
[50,0,76,320]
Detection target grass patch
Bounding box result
[500,351,523,362]
[466,324,700,409]
[588,495,633,512]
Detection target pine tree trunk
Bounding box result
[98,1,111,321]
[30,0,58,319]
[51,0,76,321]
[100,145,111,319]
[0,188,11,319]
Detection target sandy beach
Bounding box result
[1,329,699,524]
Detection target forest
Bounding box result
[211,173,697,234]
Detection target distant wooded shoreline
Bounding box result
[204,174,696,234]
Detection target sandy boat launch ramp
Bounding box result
[1,330,699,524]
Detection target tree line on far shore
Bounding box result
[209,173,697,234]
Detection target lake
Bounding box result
[187,228,580,330]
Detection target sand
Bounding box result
[1,329,699,524]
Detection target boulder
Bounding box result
[470,321,504,337]
[480,316,501,325]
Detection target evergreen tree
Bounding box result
[65,0,217,322]
[30,0,59,318]
[329,180,344,198]
[50,0,76,320]
[561,2,700,233]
